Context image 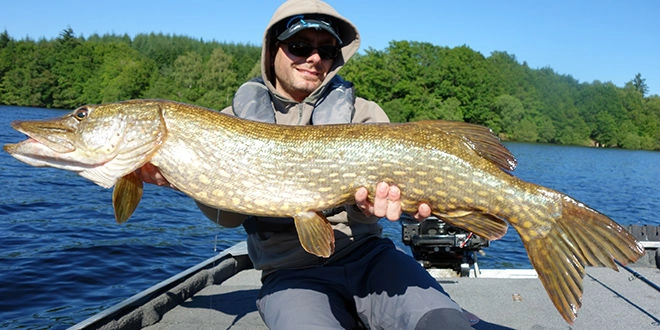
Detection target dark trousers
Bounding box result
[256,237,474,329]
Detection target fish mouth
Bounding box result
[11,120,76,153]
[4,137,97,172]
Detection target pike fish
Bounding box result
[4,99,643,323]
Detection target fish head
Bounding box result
[4,100,167,188]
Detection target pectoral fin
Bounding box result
[293,211,335,258]
[112,172,144,223]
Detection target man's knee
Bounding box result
[414,308,474,330]
[257,288,361,329]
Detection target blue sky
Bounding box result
[3,0,659,96]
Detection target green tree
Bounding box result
[631,73,648,96]
[88,43,156,103]
[535,115,557,143]
[490,94,538,141]
[490,94,522,135]
[592,111,617,147]
[0,30,10,49]
[0,39,57,106]
[342,49,394,104]
[51,28,96,108]
[171,51,205,102]
[196,48,238,108]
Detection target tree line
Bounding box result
[1,29,658,150]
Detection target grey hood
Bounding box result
[260,0,360,102]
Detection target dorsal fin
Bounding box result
[415,120,517,171]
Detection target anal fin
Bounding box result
[294,211,335,258]
[434,210,509,240]
[112,172,144,223]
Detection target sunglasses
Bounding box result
[283,41,340,60]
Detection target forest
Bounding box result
[1,28,659,150]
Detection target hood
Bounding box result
[260,0,360,102]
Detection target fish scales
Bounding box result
[155,102,435,215]
[158,104,494,219]
[4,99,644,324]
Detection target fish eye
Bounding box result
[73,107,88,121]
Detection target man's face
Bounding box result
[273,29,338,102]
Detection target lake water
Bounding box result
[1,105,659,329]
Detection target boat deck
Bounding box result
[144,266,659,329]
[73,241,660,329]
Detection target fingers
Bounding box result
[354,183,390,218]
[414,203,432,221]
[384,184,401,221]
[355,186,369,212]
[355,182,433,222]
[373,182,390,217]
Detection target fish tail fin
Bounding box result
[522,195,644,323]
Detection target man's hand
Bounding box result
[355,182,431,221]
[135,163,176,189]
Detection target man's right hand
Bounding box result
[355,182,431,221]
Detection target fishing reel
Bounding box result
[401,214,489,276]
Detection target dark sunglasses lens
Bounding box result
[287,43,338,60]
[318,46,339,59]
[288,43,313,57]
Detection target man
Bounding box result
[140,0,477,328]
